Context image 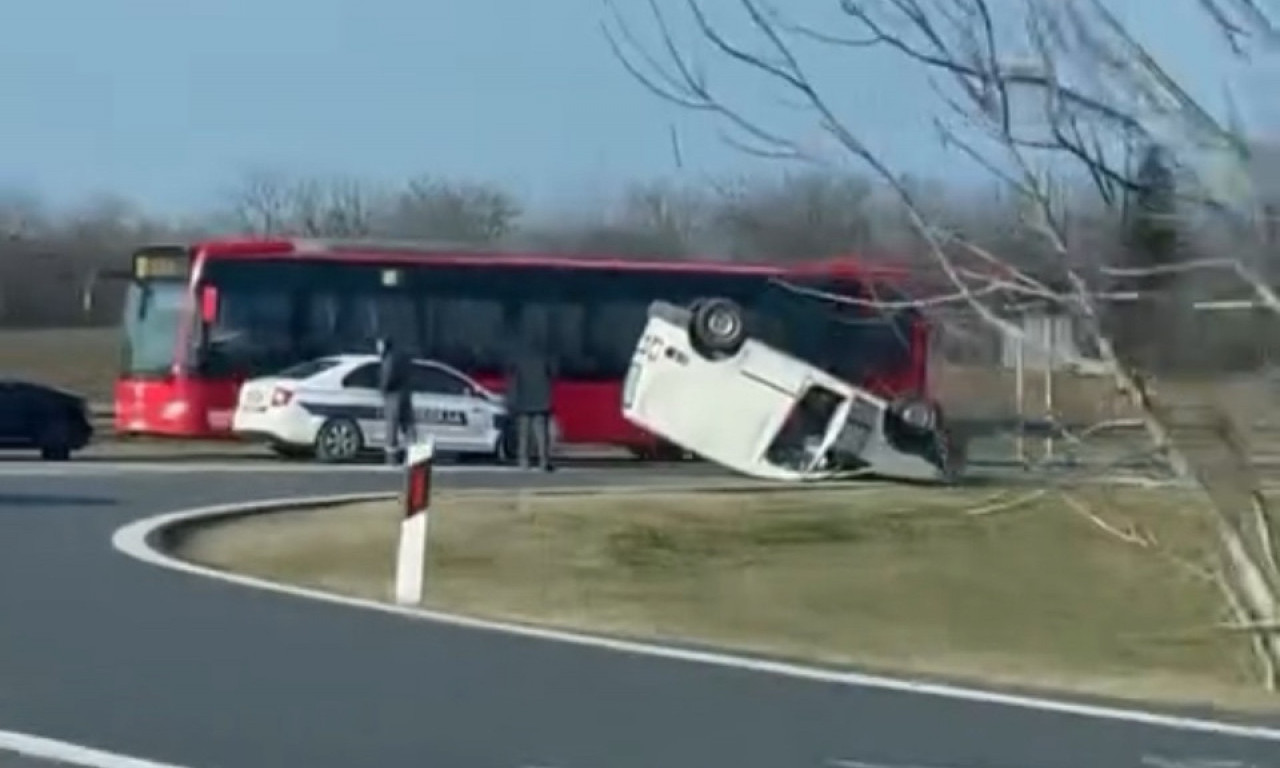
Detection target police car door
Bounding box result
[407,362,480,451]
[337,362,388,449]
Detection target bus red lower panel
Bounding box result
[116,366,925,446]
[118,374,654,447]
[471,377,657,448]
[114,377,243,438]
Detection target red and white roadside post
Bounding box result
[394,437,435,606]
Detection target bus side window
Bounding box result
[551,301,589,376]
[208,285,295,375]
[516,298,589,375]
[432,296,504,373]
[302,292,341,357]
[322,294,376,353]
[587,298,647,377]
[373,290,420,355]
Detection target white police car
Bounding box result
[231,354,510,463]
[622,299,963,483]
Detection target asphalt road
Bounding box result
[0,756,68,767]
[0,460,1278,768]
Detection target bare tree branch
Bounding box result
[602,0,1280,686]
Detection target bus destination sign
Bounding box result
[133,249,190,280]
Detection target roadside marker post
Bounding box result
[394,437,434,606]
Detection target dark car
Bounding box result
[0,380,93,460]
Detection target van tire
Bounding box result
[689,297,746,357]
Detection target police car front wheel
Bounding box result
[314,417,364,463]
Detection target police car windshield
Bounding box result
[276,358,341,379]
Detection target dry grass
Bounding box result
[178,484,1280,713]
[933,364,1135,424]
[0,327,119,403]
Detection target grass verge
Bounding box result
[0,327,119,403]
[177,483,1280,713]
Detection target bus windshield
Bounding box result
[121,280,189,376]
[187,256,919,387]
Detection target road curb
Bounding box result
[0,729,190,768]
[146,492,396,553]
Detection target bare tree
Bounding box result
[224,170,378,237]
[380,176,522,243]
[224,170,296,235]
[0,191,194,327]
[604,0,1280,684]
[708,169,876,260]
[618,179,711,254]
[290,176,378,237]
[510,179,703,258]
[0,189,48,242]
[526,171,881,261]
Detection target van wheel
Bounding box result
[690,297,746,357]
[314,418,364,463]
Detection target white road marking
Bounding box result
[0,730,189,768]
[1144,756,1264,768]
[111,493,1280,744]
[827,760,956,768]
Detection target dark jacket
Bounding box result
[379,347,411,401]
[505,339,555,415]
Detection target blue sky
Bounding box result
[0,0,1273,219]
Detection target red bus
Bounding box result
[108,237,931,454]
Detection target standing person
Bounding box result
[505,328,556,472]
[377,336,416,465]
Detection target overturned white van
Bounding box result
[621,298,963,483]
